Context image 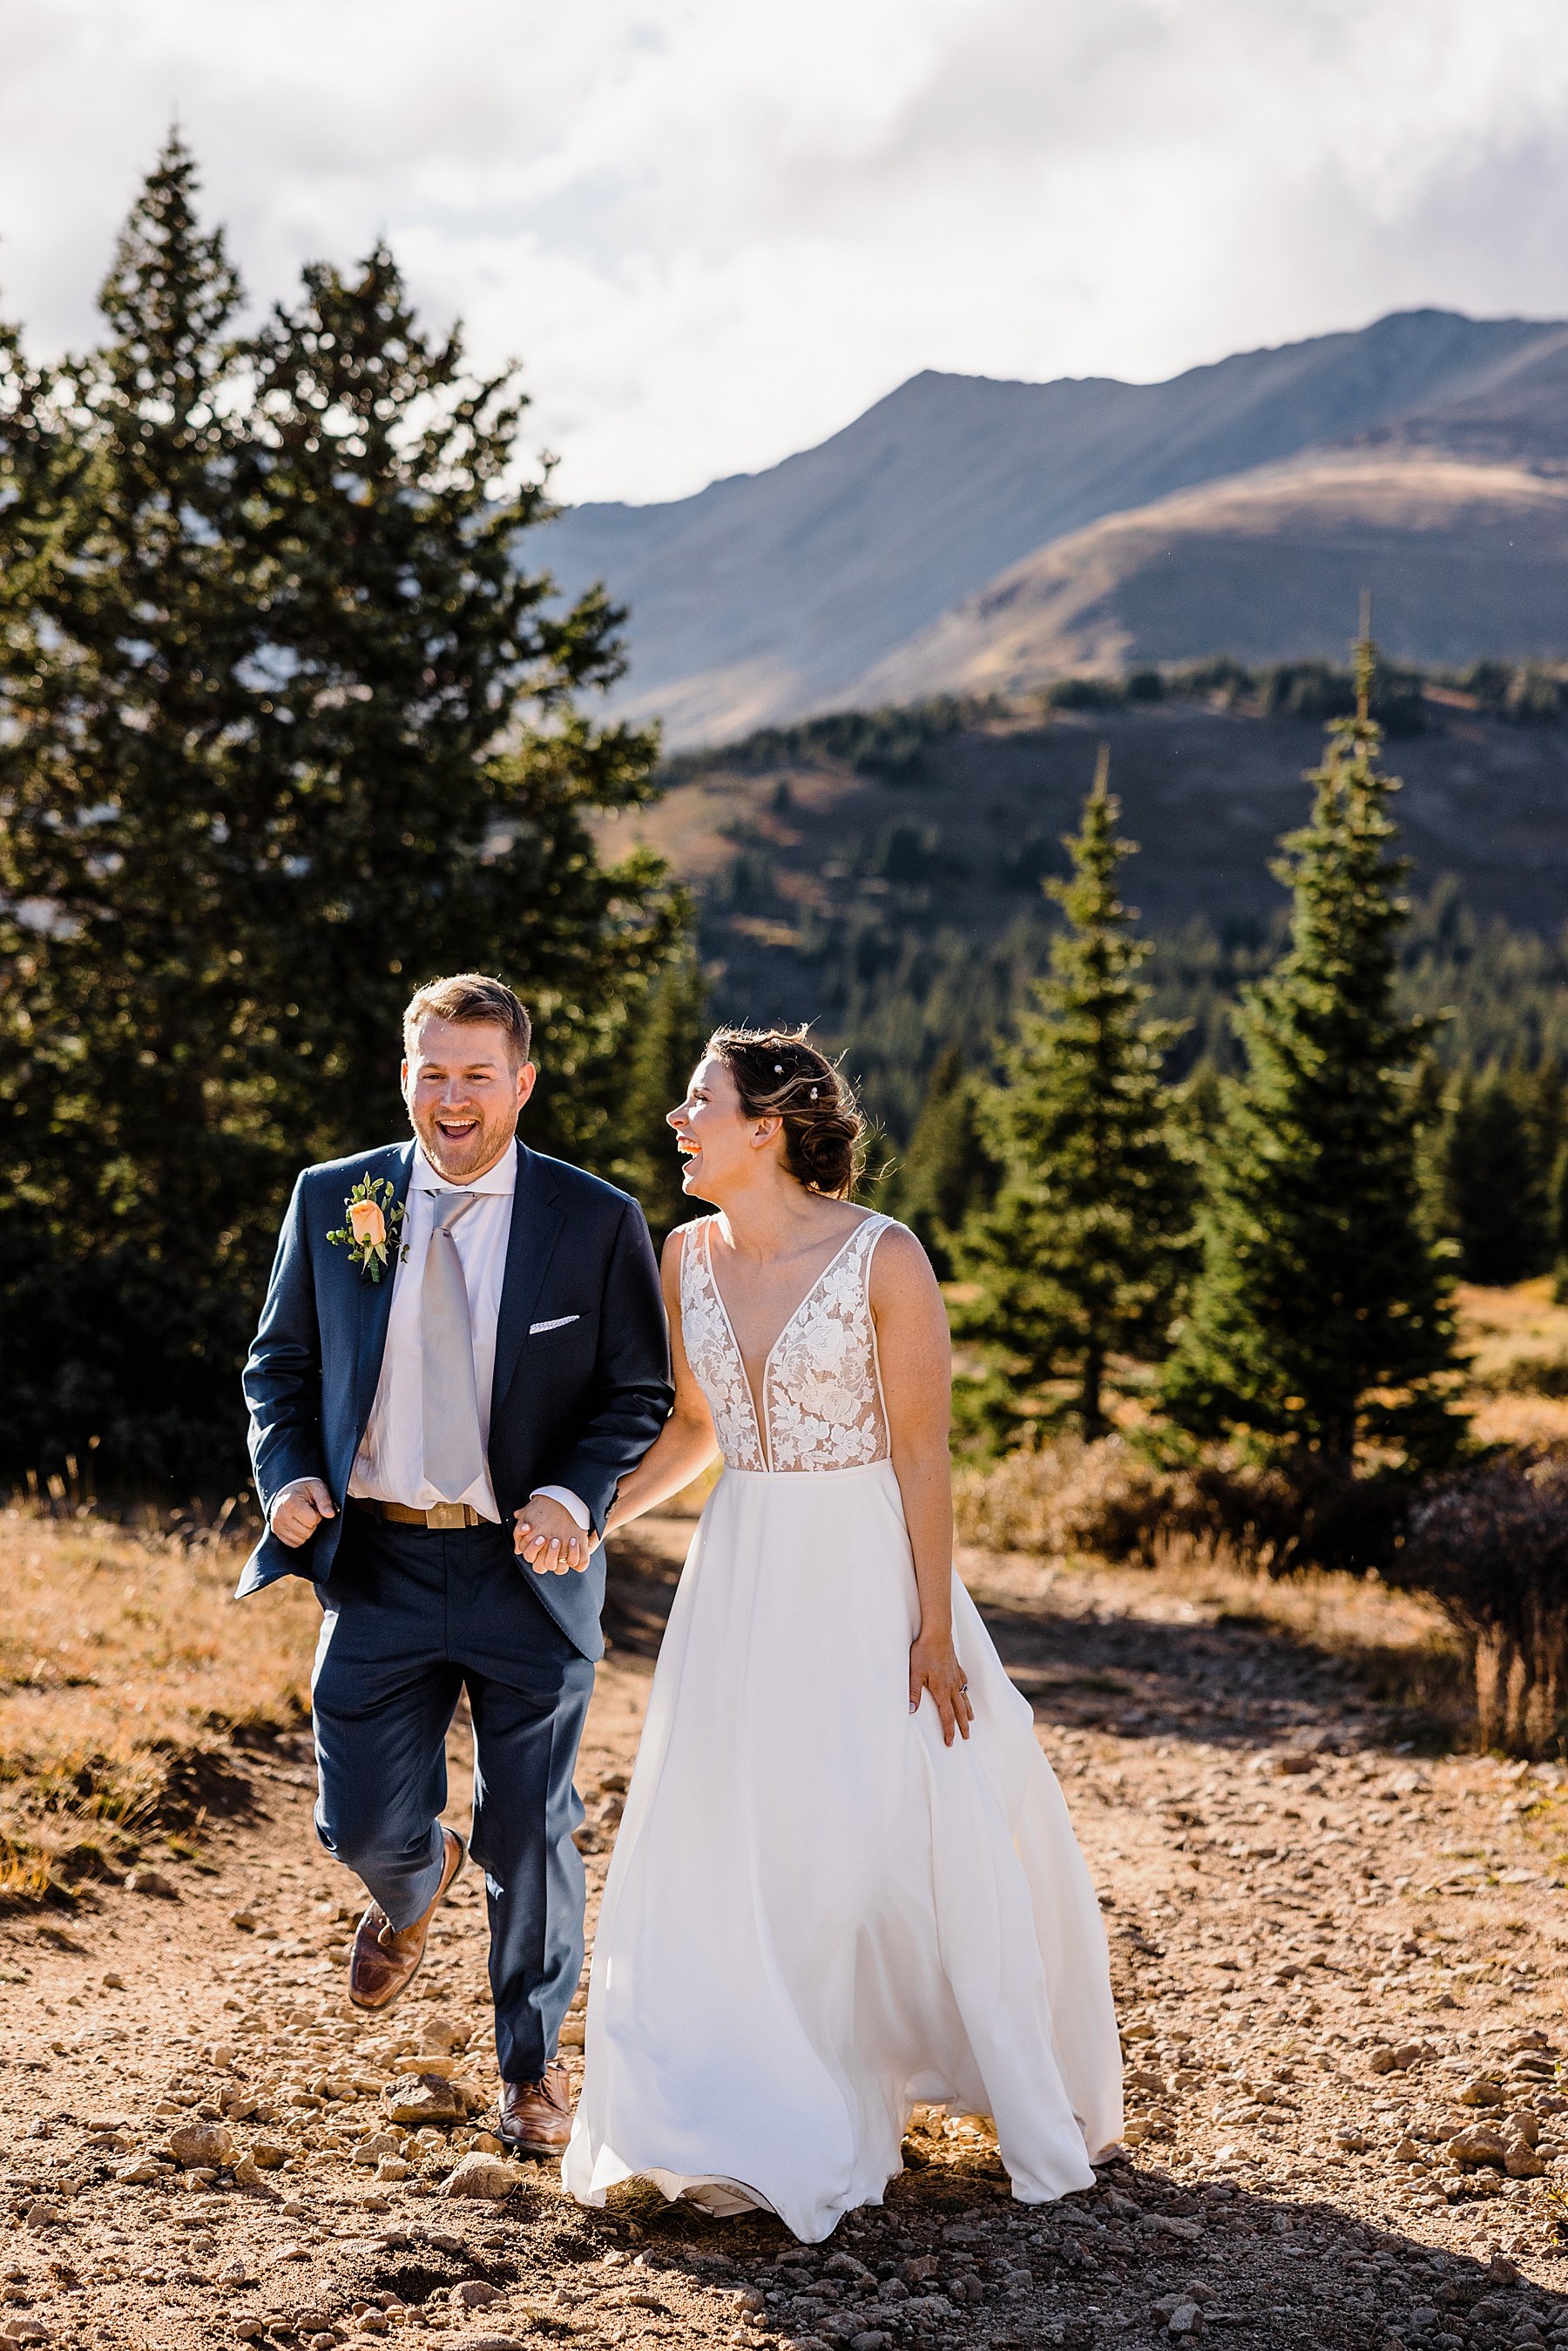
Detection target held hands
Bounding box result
[514,1494,598,1576]
[270,1476,336,1549]
[909,1627,974,1747]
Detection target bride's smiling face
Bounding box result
[669,1054,768,1199]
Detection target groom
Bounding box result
[240,973,671,2153]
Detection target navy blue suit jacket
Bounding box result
[239,1138,672,1659]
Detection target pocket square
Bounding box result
[529,1314,580,1334]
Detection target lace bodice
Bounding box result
[679,1213,894,1473]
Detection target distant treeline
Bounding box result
[659,653,1568,794]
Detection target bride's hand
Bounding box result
[909,1630,973,1746]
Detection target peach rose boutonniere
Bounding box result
[327,1174,407,1282]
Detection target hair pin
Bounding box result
[810,1085,819,1099]
[774,1062,783,1073]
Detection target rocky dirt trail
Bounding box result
[3,1524,1568,2351]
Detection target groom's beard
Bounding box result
[411,1103,519,1183]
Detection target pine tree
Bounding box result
[889,1044,998,1278]
[0,139,681,1483]
[957,753,1194,1437]
[1161,638,1463,1468]
[1436,1067,1552,1286]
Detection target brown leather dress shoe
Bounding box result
[498,2063,575,2156]
[348,1826,465,2011]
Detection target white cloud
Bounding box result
[0,0,1565,503]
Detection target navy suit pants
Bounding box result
[311,1510,593,2083]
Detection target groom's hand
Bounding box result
[515,1494,592,1575]
[271,1476,336,1549]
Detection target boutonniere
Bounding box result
[327,1175,406,1282]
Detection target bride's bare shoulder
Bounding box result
[866,1216,940,1293]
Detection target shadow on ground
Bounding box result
[605,1525,1397,1753]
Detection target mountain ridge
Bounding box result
[544,309,1568,746]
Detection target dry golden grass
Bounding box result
[1455,1276,1568,1399]
[0,1508,319,1904]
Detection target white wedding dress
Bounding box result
[563,1212,1123,2242]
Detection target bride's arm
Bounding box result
[604,1227,720,1534]
[871,1225,974,1748]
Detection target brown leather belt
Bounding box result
[350,1497,486,1530]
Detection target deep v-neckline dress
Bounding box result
[563,1213,1123,2242]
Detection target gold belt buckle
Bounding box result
[425,1502,468,1530]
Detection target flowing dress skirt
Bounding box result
[564,1458,1123,2243]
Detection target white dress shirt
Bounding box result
[348,1138,587,1529]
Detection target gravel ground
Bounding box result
[2,1524,1566,2351]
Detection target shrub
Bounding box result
[1396,1457,1568,1757]
[952,1433,1409,1577]
[952,1434,1182,1566]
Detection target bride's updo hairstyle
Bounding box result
[706,1026,865,1199]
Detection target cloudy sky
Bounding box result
[2,0,1566,506]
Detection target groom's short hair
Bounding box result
[403,973,533,1066]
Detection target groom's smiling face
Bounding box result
[403,1016,536,1184]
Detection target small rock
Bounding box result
[115,2158,163,2185]
[123,1867,179,1899]
[384,2075,466,2127]
[101,1971,125,1990]
[455,2282,504,2309]
[168,2121,234,2169]
[469,2131,506,2157]
[1333,2129,1372,2152]
[376,2158,413,2181]
[1167,2303,1201,2336]
[1391,2137,1423,2163]
[1137,2215,1203,2242]
[441,2152,519,2201]
[245,2142,287,2170]
[451,2339,529,2351]
[420,2015,467,2056]
[848,2335,890,2351]
[1505,2138,1547,2178]
[1487,2255,1522,2285]
[231,2326,268,2345]
[1447,2125,1509,2169]
[826,2254,872,2281]
[1367,2048,1397,2075]
[1458,2077,1506,2108]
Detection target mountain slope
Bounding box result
[545,310,1563,744]
[850,451,1568,703]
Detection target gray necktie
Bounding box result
[422,1192,485,1503]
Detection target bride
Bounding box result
[563,1027,1122,2241]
